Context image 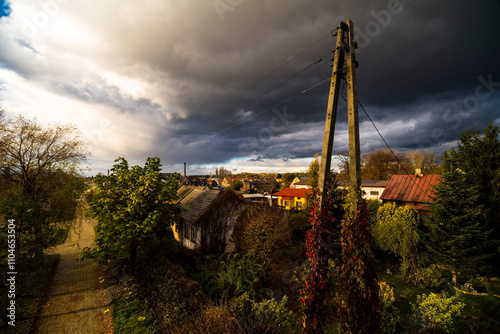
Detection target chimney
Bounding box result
[415,168,423,178]
[184,162,186,178]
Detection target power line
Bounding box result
[214,75,332,136]
[203,50,332,132]
[246,30,335,90]
[357,98,429,195]
[201,30,337,132]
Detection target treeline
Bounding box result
[337,148,442,180]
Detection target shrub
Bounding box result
[233,206,292,273]
[287,212,310,240]
[184,304,240,334]
[412,292,465,333]
[231,293,301,334]
[379,281,400,334]
[137,260,206,332]
[200,253,270,301]
[367,199,382,224]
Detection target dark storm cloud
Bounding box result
[137,0,500,166]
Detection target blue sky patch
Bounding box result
[0,0,11,18]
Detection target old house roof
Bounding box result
[380,174,441,204]
[176,186,221,224]
[273,188,311,199]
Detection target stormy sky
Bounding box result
[1,0,499,175]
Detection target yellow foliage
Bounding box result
[379,281,395,305]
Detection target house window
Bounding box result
[175,221,182,233]
[184,222,190,239]
[190,225,197,242]
[284,201,289,206]
[297,202,302,208]
[370,191,379,196]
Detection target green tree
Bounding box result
[373,203,423,280]
[307,154,320,189]
[428,122,500,280]
[85,157,179,274]
[0,115,88,259]
[230,180,243,191]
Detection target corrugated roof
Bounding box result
[380,174,441,203]
[176,186,221,224]
[273,188,311,198]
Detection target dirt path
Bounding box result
[36,214,113,334]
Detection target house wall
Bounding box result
[294,196,307,210]
[362,186,385,201]
[173,205,243,253]
[278,196,307,211]
[172,221,200,250]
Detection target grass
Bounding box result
[110,289,158,334]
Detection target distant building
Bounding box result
[337,180,389,201]
[293,179,311,189]
[273,187,311,211]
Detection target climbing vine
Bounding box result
[339,193,381,334]
[302,182,337,333]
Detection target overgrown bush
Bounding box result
[412,292,465,333]
[195,253,270,302]
[233,206,292,273]
[137,258,206,332]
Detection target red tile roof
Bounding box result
[380,174,441,203]
[273,188,311,198]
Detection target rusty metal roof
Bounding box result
[380,174,441,203]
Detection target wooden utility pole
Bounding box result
[318,20,361,213]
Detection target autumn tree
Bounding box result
[362,148,412,180]
[406,149,441,174]
[85,157,179,274]
[232,205,291,273]
[215,167,232,178]
[0,115,88,259]
[307,154,320,189]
